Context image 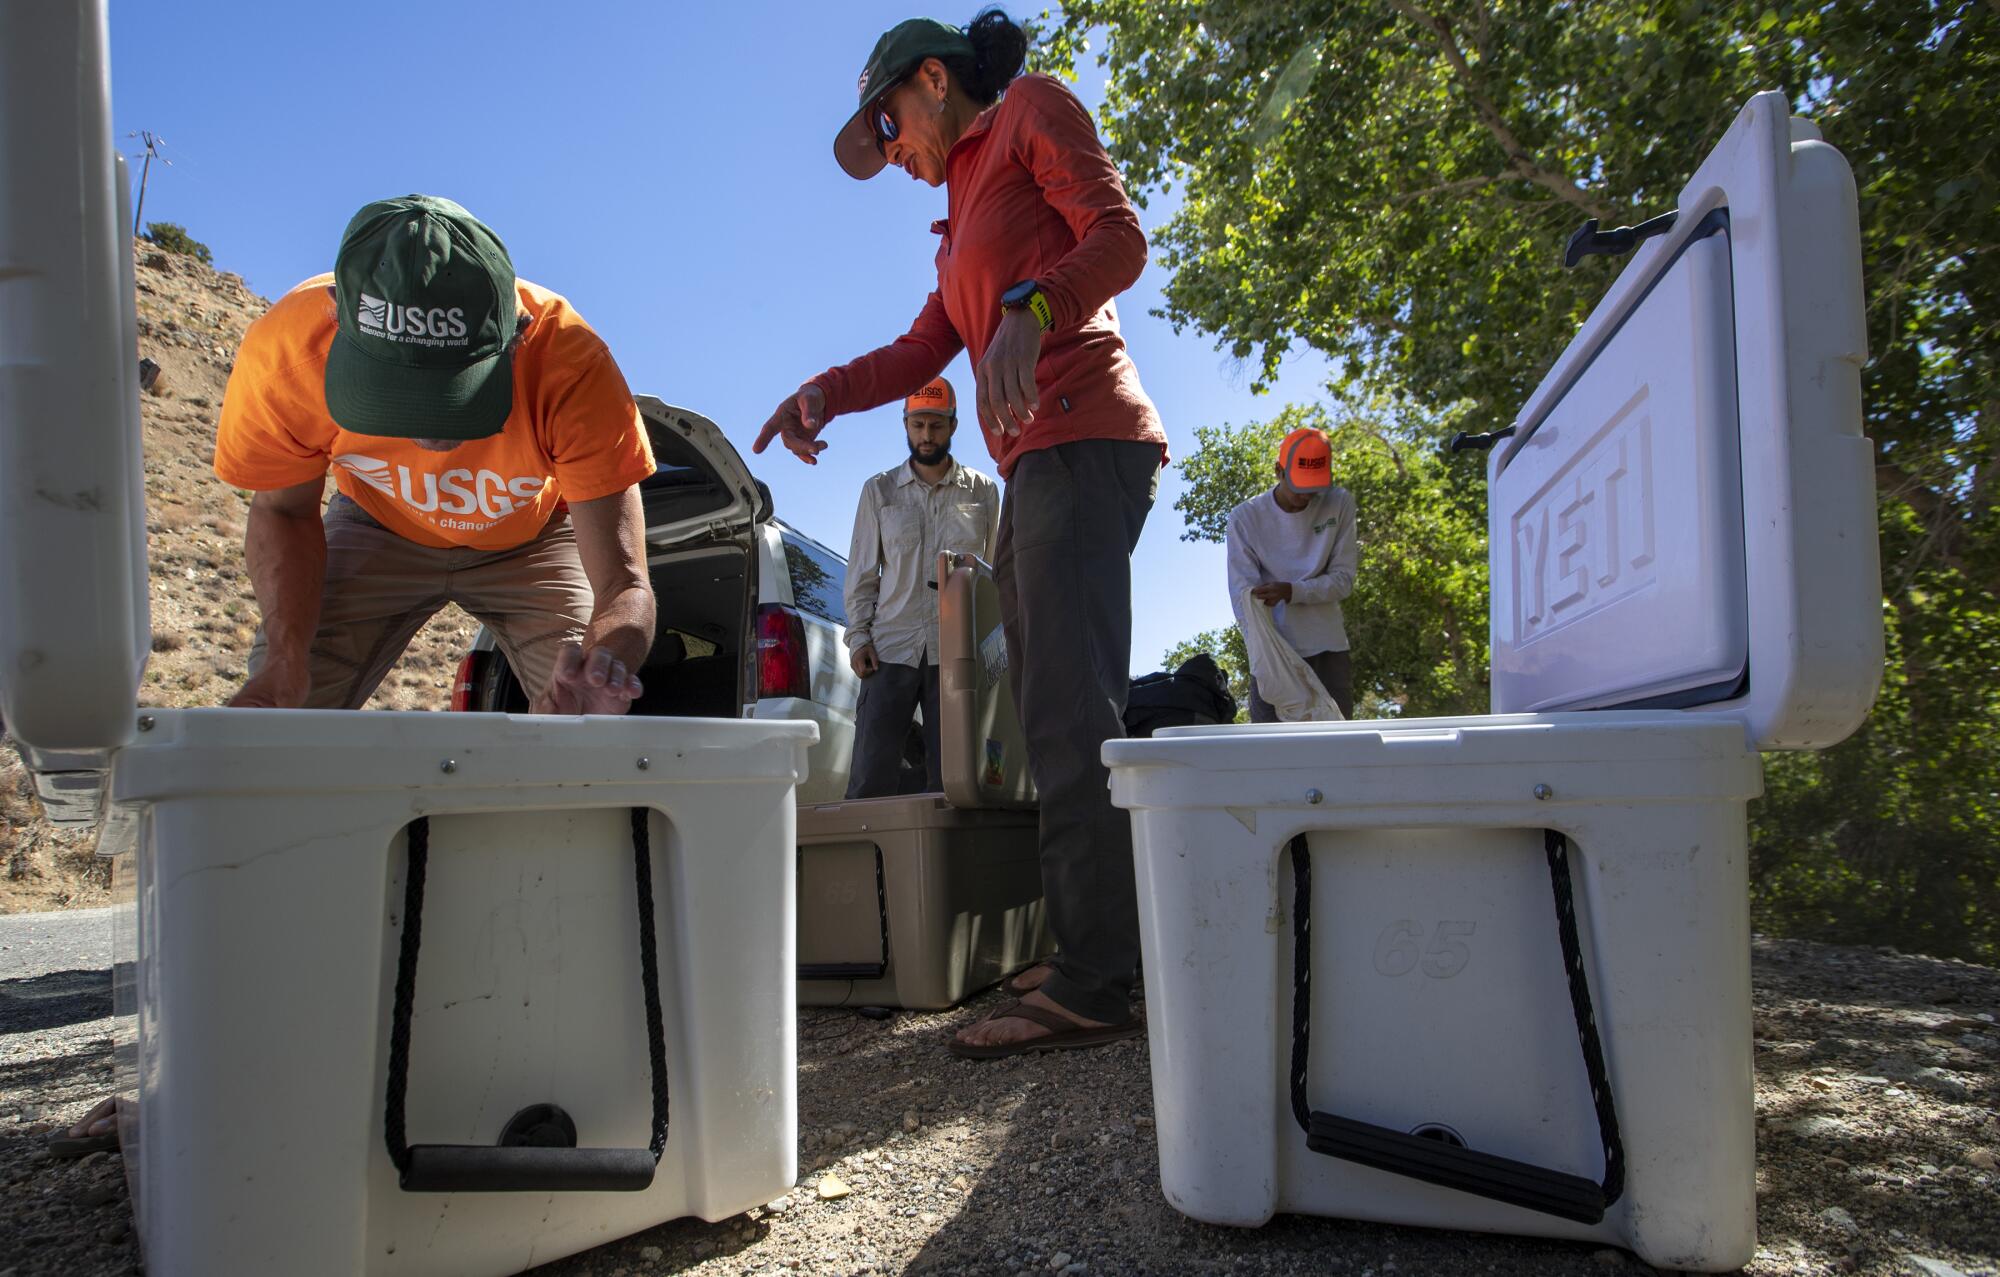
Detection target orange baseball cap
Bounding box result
[1277,427,1333,493]
[904,377,956,418]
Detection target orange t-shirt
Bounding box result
[214,273,654,549]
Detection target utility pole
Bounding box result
[128,131,168,237]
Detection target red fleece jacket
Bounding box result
[809,74,1167,480]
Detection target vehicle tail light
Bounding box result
[449,652,486,711]
[755,604,811,700]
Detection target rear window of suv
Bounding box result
[782,532,847,625]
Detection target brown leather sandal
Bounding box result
[947,998,1144,1060]
[45,1096,121,1158]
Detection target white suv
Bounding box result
[451,396,860,804]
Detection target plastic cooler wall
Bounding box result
[1109,715,1761,1272]
[107,710,813,1277]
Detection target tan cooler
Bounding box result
[796,552,1051,1009]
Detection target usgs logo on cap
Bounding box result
[357,292,471,344]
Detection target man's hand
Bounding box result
[850,642,881,679]
[536,641,644,716]
[753,384,830,465]
[976,308,1042,438]
[229,656,310,708]
[1250,582,1293,607]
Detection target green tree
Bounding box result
[1045,1,2000,959]
[1169,394,1490,720]
[1043,3,1995,458]
[143,221,211,265]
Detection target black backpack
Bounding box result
[1124,653,1238,738]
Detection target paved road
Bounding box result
[0,907,117,1038]
[0,906,116,982]
[0,907,131,1274]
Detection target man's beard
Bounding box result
[909,440,951,466]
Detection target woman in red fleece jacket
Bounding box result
[755,8,1167,1059]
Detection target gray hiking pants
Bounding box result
[846,659,941,798]
[994,439,1161,1024]
[1249,648,1356,721]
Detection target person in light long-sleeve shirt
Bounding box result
[1226,427,1359,720]
[843,378,1000,797]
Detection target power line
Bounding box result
[128,131,170,237]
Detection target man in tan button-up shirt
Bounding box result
[843,378,1000,796]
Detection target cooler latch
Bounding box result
[1563,210,1679,269]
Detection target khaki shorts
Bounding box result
[247,495,593,709]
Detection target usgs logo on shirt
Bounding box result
[356,292,471,345]
[333,455,547,521]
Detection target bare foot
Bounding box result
[953,987,1113,1049]
[67,1096,120,1139]
[1006,963,1054,993]
[45,1096,124,1157]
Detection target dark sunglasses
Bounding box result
[869,76,911,152]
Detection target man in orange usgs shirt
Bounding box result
[213,195,657,713]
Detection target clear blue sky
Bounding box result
[108,0,1333,670]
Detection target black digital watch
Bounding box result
[1000,279,1054,332]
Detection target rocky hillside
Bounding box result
[0,241,477,910]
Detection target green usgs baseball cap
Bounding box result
[833,17,974,180]
[324,195,517,441]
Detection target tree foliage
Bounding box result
[143,221,211,265]
[1753,574,2000,959]
[1045,1,2000,960]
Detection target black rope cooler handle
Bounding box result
[796,844,892,983]
[385,808,671,1193]
[1288,830,1626,1224]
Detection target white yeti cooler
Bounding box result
[1103,91,1881,1272]
[0,6,814,1274]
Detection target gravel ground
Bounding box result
[2,923,1996,1277]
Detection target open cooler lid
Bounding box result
[1488,91,1881,751]
[635,397,766,546]
[0,1,151,763]
[937,551,1036,810]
